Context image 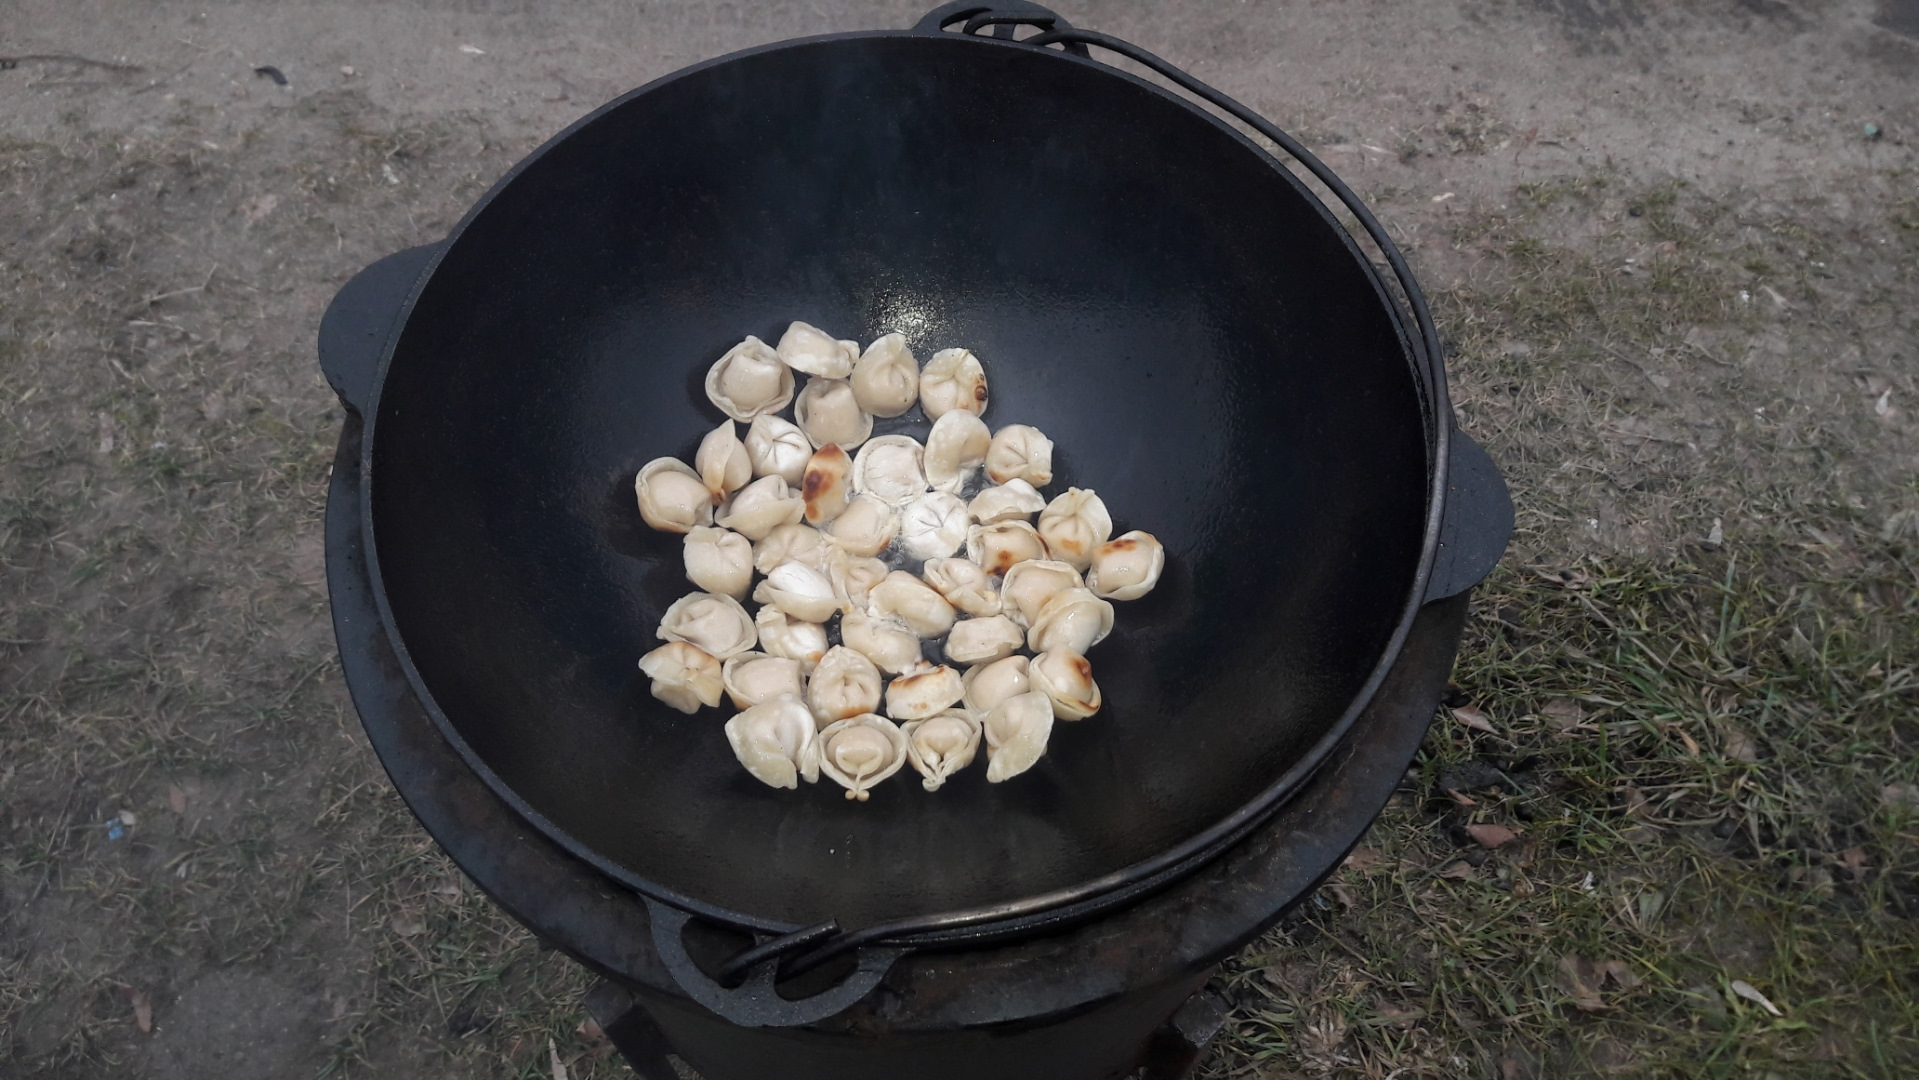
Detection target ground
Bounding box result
[1,1,1915,1077]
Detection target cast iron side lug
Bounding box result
[1424,428,1514,602]
[643,896,904,1028]
[915,2,1090,53]
[316,243,443,417]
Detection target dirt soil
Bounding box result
[2,2,1916,1078]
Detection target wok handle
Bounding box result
[316,243,443,417]
[1425,428,1514,602]
[641,897,903,1028]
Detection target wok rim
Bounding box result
[354,27,1451,940]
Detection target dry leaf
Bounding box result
[1838,847,1868,881]
[167,784,188,815]
[549,1037,570,1080]
[1445,788,1479,807]
[1541,698,1584,726]
[1882,782,1919,810]
[1327,883,1356,910]
[1622,787,1650,818]
[1558,954,1606,1011]
[1341,847,1383,872]
[1723,728,1758,764]
[127,987,152,1033]
[1373,997,1426,1027]
[1729,979,1782,1016]
[390,914,426,937]
[1537,567,1590,589]
[1452,705,1498,735]
[1466,823,1519,849]
[1595,959,1640,990]
[1438,861,1476,880]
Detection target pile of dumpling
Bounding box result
[634,322,1164,802]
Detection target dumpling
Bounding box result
[793,377,872,451]
[962,655,1030,716]
[969,479,1046,525]
[945,616,1025,666]
[752,562,841,623]
[776,321,858,379]
[743,414,813,486]
[753,522,831,575]
[705,336,794,422]
[868,570,958,638]
[902,710,981,791]
[984,424,1053,487]
[814,714,908,801]
[923,410,991,494]
[919,347,988,420]
[806,645,884,727]
[705,337,795,422]
[1036,488,1112,571]
[885,663,966,720]
[852,435,928,506]
[839,610,924,675]
[638,641,723,714]
[1026,587,1115,656]
[920,557,1002,618]
[827,549,891,613]
[898,492,971,561]
[724,695,819,789]
[635,458,714,534]
[826,495,899,557]
[721,652,806,710]
[850,333,919,417]
[695,420,752,500]
[714,474,806,541]
[656,591,757,660]
[755,606,827,674]
[966,520,1049,576]
[1029,648,1101,720]
[999,560,1084,628]
[683,526,753,599]
[1087,530,1166,601]
[801,444,853,526]
[982,690,1054,782]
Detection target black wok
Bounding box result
[322,2,1510,1009]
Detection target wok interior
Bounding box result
[370,34,1429,929]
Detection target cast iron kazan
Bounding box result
[319,0,1511,1042]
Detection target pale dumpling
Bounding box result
[827,495,899,557]
[852,435,928,506]
[683,526,753,599]
[636,458,714,534]
[827,549,890,613]
[983,690,1054,782]
[839,610,924,675]
[695,420,752,500]
[793,377,872,451]
[1026,587,1115,656]
[1087,530,1165,601]
[715,474,806,541]
[923,410,991,494]
[885,663,966,720]
[744,414,813,486]
[899,492,971,561]
[984,424,1053,487]
[753,522,831,575]
[720,652,806,710]
[850,333,919,418]
[945,615,1025,666]
[724,695,818,789]
[969,479,1046,525]
[962,654,1030,716]
[806,646,884,728]
[902,710,981,791]
[638,641,723,714]
[814,714,908,801]
[705,336,794,422]
[868,571,957,638]
[801,444,854,526]
[1029,648,1101,720]
[1036,488,1112,571]
[967,520,1049,576]
[755,606,827,674]
[776,321,858,379]
[921,557,1002,618]
[920,347,988,419]
[999,560,1084,628]
[752,562,841,623]
[656,591,758,660]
